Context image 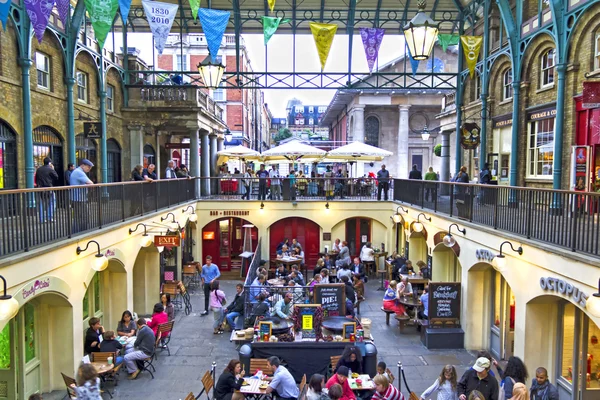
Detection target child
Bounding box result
[99,331,124,365]
[420,365,457,400]
[209,280,227,334]
[73,363,102,400]
[327,383,343,400]
[377,361,395,384]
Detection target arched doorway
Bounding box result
[203,217,258,271]
[269,217,320,267]
[331,217,387,259]
[365,116,380,147]
[407,224,428,267]
[106,139,121,182]
[143,144,156,167]
[0,120,17,189]
[100,259,128,327]
[431,240,462,283]
[132,247,161,315]
[76,133,97,183]
[33,126,64,186]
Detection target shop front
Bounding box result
[269,217,320,267]
[489,114,512,186]
[575,96,600,192]
[203,216,258,271]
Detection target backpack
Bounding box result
[498,377,515,400]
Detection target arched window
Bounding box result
[365,116,380,147]
[0,121,17,189]
[33,126,64,186]
[503,68,513,100]
[107,139,121,182]
[540,48,556,87]
[143,144,156,168]
[76,133,97,183]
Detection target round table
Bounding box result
[268,278,286,286]
[321,316,354,334]
[398,297,421,307]
[91,362,114,375]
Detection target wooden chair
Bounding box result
[299,373,307,394]
[61,373,77,400]
[381,308,395,325]
[91,351,121,385]
[184,393,196,400]
[156,320,175,356]
[195,370,215,400]
[249,358,270,375]
[395,314,411,333]
[298,379,309,400]
[329,355,342,377]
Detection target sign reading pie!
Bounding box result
[154,235,180,247]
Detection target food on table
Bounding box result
[259,383,269,390]
[351,373,359,378]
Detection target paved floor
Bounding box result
[46,278,477,400]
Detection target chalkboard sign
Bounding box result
[313,284,345,317]
[258,321,272,339]
[296,304,320,339]
[343,322,356,341]
[425,255,433,280]
[428,282,461,326]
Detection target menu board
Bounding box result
[296,304,320,339]
[428,282,461,325]
[258,321,272,338]
[313,284,345,317]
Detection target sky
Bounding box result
[112,32,407,117]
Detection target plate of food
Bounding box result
[259,383,269,390]
[241,380,250,386]
[351,373,359,379]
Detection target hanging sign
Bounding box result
[262,16,290,45]
[154,235,181,247]
[0,0,10,30]
[55,0,70,26]
[25,0,57,43]
[188,0,199,20]
[582,81,600,109]
[460,122,481,150]
[359,27,385,73]
[295,304,320,339]
[313,284,345,317]
[198,8,230,62]
[83,0,119,50]
[143,0,179,55]
[119,0,132,23]
[84,122,102,139]
[310,22,338,70]
[460,36,482,79]
[437,34,460,52]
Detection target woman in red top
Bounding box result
[147,303,170,337]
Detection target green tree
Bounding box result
[273,128,292,144]
[434,144,442,157]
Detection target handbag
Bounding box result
[216,292,227,306]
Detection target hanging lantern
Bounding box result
[198,55,225,89]
[403,0,439,61]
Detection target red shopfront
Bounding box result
[269,217,321,268]
[575,97,600,191]
[202,217,258,271]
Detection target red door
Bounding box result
[344,217,372,258]
[202,218,258,271]
[576,96,600,191]
[269,217,320,269]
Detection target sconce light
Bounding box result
[182,205,198,222]
[76,240,109,272]
[0,275,19,321]
[443,223,466,248]
[129,223,153,247]
[494,241,523,272]
[325,202,330,210]
[260,202,265,210]
[412,212,431,233]
[161,212,180,231]
[392,205,409,224]
[586,279,600,318]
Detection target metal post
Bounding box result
[99,89,108,183]
[479,0,491,173]
[66,78,77,164]
[200,130,210,196]
[20,57,34,188]
[454,16,465,175]
[552,63,567,191]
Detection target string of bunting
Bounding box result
[143,0,179,54]
[437,34,460,52]
[262,16,290,46]
[460,35,483,78]
[55,0,70,27]
[359,27,384,73]
[119,0,132,24]
[25,0,57,43]
[197,8,230,61]
[84,0,119,49]
[310,22,337,71]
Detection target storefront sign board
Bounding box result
[475,249,495,263]
[582,81,600,108]
[528,108,556,121]
[209,210,250,216]
[571,146,590,191]
[428,282,461,325]
[539,277,588,307]
[313,284,345,317]
[154,235,180,247]
[295,304,320,339]
[13,276,71,306]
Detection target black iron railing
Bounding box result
[393,179,600,257]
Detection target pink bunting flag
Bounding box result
[359,27,385,73]
[55,0,70,27]
[24,0,56,43]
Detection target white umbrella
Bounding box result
[261,139,327,162]
[217,145,261,165]
[324,141,393,162]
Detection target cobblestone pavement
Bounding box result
[46,279,478,400]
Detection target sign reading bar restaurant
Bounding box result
[428,282,461,325]
[313,284,345,318]
[154,235,180,247]
[209,210,250,216]
[539,276,588,307]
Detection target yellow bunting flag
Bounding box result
[460,36,483,79]
[310,22,338,71]
[268,0,276,12]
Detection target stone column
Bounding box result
[440,130,452,195]
[19,58,34,188]
[352,105,366,143]
[128,125,144,170]
[209,131,218,194]
[397,105,411,179]
[217,136,225,152]
[189,128,200,197]
[200,130,210,196]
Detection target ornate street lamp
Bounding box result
[182,205,198,223]
[421,126,430,141]
[412,212,431,233]
[197,55,225,89]
[129,223,153,247]
[391,205,408,224]
[443,223,466,248]
[586,279,600,318]
[403,0,439,61]
[161,212,180,231]
[225,128,233,143]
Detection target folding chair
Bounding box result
[249,358,270,375]
[135,340,157,379]
[178,281,193,315]
[90,351,121,394]
[195,370,214,400]
[61,373,77,400]
[156,320,175,356]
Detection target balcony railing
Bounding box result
[393,179,600,258]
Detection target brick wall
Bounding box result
[157,54,172,71]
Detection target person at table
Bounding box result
[275,264,289,279]
[201,255,221,316]
[324,254,334,268]
[360,242,375,265]
[84,317,104,354]
[289,270,304,287]
[377,362,395,384]
[265,356,300,399]
[372,375,405,400]
[272,292,294,320]
[333,238,342,253]
[288,280,305,304]
[418,286,429,322]
[336,241,351,267]
[420,365,458,400]
[320,268,330,284]
[124,318,155,380]
[99,331,124,365]
[391,256,406,282]
[337,264,353,282]
[314,258,325,277]
[215,359,246,400]
[278,245,292,258]
[293,247,305,267]
[335,346,363,374]
[250,293,270,324]
[309,273,322,293]
[292,238,303,251]
[351,257,366,281]
[353,274,365,301]
[225,283,245,331]
[307,374,329,400]
[399,260,414,275]
[161,292,175,322]
[326,366,356,400]
[250,274,267,303]
[290,264,305,285]
[117,311,136,337]
[147,303,170,342]
[73,363,103,400]
[276,238,289,255]
[340,276,356,317]
[397,277,413,297]
[382,281,407,316]
[416,260,428,276]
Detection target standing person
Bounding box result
[123,318,155,380]
[35,157,58,222]
[269,165,281,200]
[70,159,94,233]
[325,366,356,400]
[372,375,405,400]
[142,164,157,181]
[409,164,423,180]
[458,358,499,400]
[200,256,221,316]
[479,163,491,184]
[209,280,227,334]
[264,356,300,399]
[176,164,191,178]
[424,166,438,202]
[288,170,297,201]
[131,165,144,181]
[257,164,270,200]
[500,357,528,400]
[377,164,390,201]
[452,166,471,218]
[336,241,351,267]
[529,367,559,400]
[224,283,245,330]
[64,163,75,186]
[215,359,246,400]
[335,168,346,199]
[165,160,177,179]
[242,168,253,200]
[324,166,335,200]
[73,364,102,400]
[420,365,458,400]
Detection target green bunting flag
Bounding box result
[437,34,460,52]
[262,16,290,45]
[189,0,200,19]
[84,0,120,50]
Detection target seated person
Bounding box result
[309,274,322,293]
[382,281,407,316]
[335,345,363,374]
[341,276,356,304]
[265,356,300,399]
[278,245,291,258]
[287,280,304,304]
[147,303,170,338]
[99,331,124,365]
[293,247,305,266]
[397,277,413,297]
[271,292,294,320]
[399,260,414,275]
[320,269,330,284]
[276,239,289,255]
[250,274,267,303]
[225,283,245,330]
[376,361,394,384]
[314,258,325,277]
[372,375,403,400]
[326,366,356,400]
[352,274,365,301]
[327,383,344,400]
[84,317,104,354]
[289,265,305,285]
[117,310,136,337]
[323,254,333,269]
[214,359,245,400]
[416,260,428,276]
[351,257,365,281]
[337,264,353,282]
[123,319,155,380]
[275,265,289,279]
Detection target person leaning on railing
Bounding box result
[70,159,95,234]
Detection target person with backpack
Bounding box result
[499,357,528,400]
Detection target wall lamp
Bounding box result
[494,241,523,272]
[260,202,265,210]
[76,240,109,272]
[182,206,198,222]
[0,275,19,321]
[412,212,431,233]
[392,206,408,224]
[443,223,466,248]
[587,279,600,318]
[129,223,153,247]
[161,212,180,231]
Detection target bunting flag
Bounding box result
[143,0,179,55]
[262,16,289,45]
[0,0,10,30]
[267,0,275,12]
[188,0,199,20]
[460,35,483,79]
[407,48,420,77]
[24,0,56,43]
[359,27,384,73]
[118,0,132,23]
[198,8,230,61]
[83,0,119,49]
[437,34,460,52]
[310,22,337,71]
[54,0,70,27]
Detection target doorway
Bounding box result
[345,217,371,258]
[203,218,258,271]
[269,217,320,267]
[490,271,514,361]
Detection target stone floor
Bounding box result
[46,278,478,400]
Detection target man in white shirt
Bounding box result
[269,165,281,200]
[360,242,375,262]
[165,160,177,179]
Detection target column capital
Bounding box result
[208,131,218,138]
[352,104,366,110]
[398,105,412,111]
[127,124,143,131]
[199,129,210,137]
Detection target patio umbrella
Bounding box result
[217,145,261,165]
[260,139,327,163]
[324,141,393,162]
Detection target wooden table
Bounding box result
[275,257,302,269]
[398,296,422,308]
[402,274,429,285]
[91,361,114,375]
[348,374,376,391]
[267,278,286,286]
[238,378,271,395]
[374,252,388,273]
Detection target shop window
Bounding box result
[82,274,103,329]
[527,118,554,178]
[175,54,187,71]
[318,106,327,113]
[295,106,304,113]
[36,52,51,90]
[76,134,97,183]
[213,82,225,102]
[0,121,18,189]
[475,74,482,101]
[107,139,121,183]
[541,49,556,87]
[595,33,600,71]
[309,106,314,113]
[560,303,576,383]
[309,118,314,125]
[503,68,513,100]
[24,303,36,363]
[33,126,64,186]
[106,84,114,112]
[76,71,88,102]
[296,118,304,125]
[365,116,380,147]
